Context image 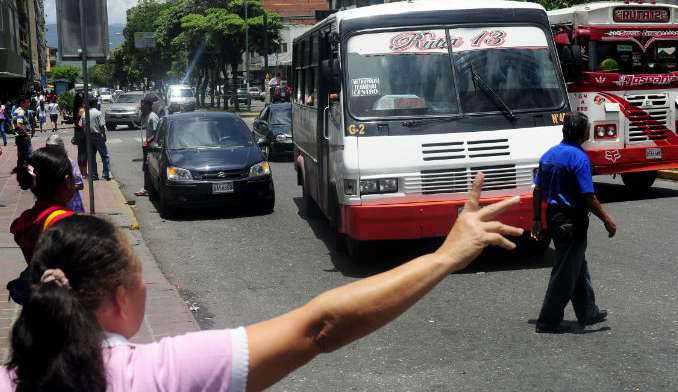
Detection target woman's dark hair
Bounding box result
[72,92,83,120]
[12,147,73,201]
[39,100,45,109]
[7,215,141,392]
[562,111,589,142]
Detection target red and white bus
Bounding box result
[292,0,570,261]
[549,1,678,192]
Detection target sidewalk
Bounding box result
[0,132,199,363]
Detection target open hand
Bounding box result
[435,173,524,270]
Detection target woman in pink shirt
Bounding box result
[1,174,521,392]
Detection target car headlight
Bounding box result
[275,133,287,141]
[249,161,271,178]
[359,178,398,195]
[167,166,193,181]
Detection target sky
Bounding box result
[44,0,138,25]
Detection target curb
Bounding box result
[110,178,140,230]
[658,170,678,181]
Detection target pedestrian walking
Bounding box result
[72,93,88,178]
[532,111,616,334]
[37,100,47,132]
[0,101,7,146]
[79,97,110,181]
[97,92,102,110]
[45,135,85,213]
[48,98,60,132]
[135,97,159,196]
[0,173,523,392]
[6,146,76,304]
[13,96,33,167]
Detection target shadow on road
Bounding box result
[151,201,269,222]
[292,196,556,280]
[594,180,678,204]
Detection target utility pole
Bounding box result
[264,13,268,81]
[79,0,95,213]
[245,0,251,111]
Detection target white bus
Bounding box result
[548,1,678,193]
[292,0,570,260]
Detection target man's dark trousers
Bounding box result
[15,135,33,167]
[537,206,600,327]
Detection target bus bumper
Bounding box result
[588,145,678,174]
[340,195,536,241]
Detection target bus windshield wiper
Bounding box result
[469,58,519,122]
[401,117,457,127]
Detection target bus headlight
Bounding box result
[595,125,605,138]
[275,133,287,141]
[359,178,398,194]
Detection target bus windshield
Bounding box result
[589,40,678,73]
[346,26,563,119]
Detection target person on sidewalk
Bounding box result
[531,111,616,334]
[48,98,60,132]
[135,97,159,196]
[0,101,7,146]
[37,100,47,133]
[72,93,88,178]
[46,135,85,213]
[79,97,111,181]
[2,174,522,392]
[13,96,33,167]
[7,147,76,304]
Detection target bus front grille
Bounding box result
[404,164,532,195]
[421,139,510,161]
[627,108,669,142]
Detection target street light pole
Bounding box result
[245,0,250,111]
[264,13,268,81]
[79,0,95,213]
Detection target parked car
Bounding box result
[271,86,291,103]
[144,112,275,217]
[166,84,196,113]
[252,103,292,159]
[248,87,262,101]
[231,88,249,105]
[104,91,165,131]
[98,87,114,102]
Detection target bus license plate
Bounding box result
[646,148,662,160]
[212,182,234,194]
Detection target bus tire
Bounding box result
[330,189,347,252]
[621,171,657,194]
[346,236,368,264]
[302,177,320,218]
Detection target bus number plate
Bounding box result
[212,182,234,194]
[646,148,662,160]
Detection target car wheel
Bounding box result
[128,123,135,130]
[106,124,116,132]
[147,180,159,202]
[158,187,173,218]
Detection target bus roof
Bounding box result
[548,1,678,26]
[335,0,545,23]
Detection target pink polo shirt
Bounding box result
[0,327,249,392]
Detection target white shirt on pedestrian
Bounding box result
[79,108,106,134]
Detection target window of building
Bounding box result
[0,5,5,48]
[282,42,288,53]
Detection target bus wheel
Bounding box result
[346,236,368,264]
[621,171,657,194]
[302,179,319,218]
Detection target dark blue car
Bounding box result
[145,112,274,217]
[252,103,292,159]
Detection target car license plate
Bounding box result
[646,148,661,160]
[115,114,122,118]
[212,181,234,194]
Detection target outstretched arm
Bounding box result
[245,173,523,392]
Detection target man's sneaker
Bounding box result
[134,189,148,196]
[103,175,111,181]
[535,322,572,334]
[579,310,608,326]
[91,175,99,181]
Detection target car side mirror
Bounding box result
[146,142,162,153]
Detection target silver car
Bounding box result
[104,92,165,131]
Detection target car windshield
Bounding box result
[249,88,259,92]
[116,94,143,103]
[171,89,193,97]
[589,39,678,73]
[270,106,291,126]
[168,117,255,150]
[346,26,563,119]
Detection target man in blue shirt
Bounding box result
[13,96,33,167]
[531,111,616,334]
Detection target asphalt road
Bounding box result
[103,106,678,391]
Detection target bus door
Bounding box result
[318,28,339,214]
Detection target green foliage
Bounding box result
[88,63,117,88]
[57,91,75,113]
[50,66,81,86]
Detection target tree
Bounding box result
[88,63,117,87]
[50,65,80,87]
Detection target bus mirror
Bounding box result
[321,59,332,85]
[560,45,582,80]
[321,59,342,94]
[331,58,341,93]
